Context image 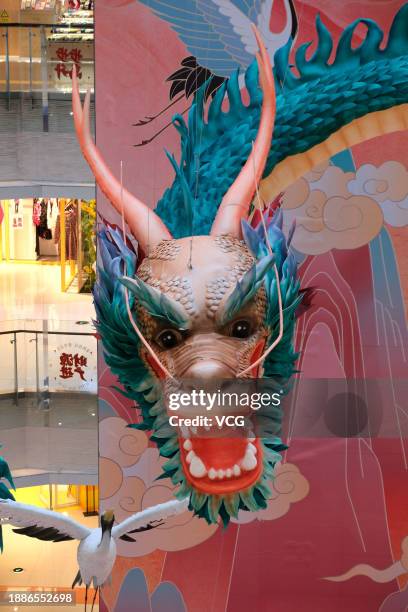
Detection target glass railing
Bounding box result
[0,317,97,397]
[0,318,98,485]
[0,22,95,185]
[0,22,94,97]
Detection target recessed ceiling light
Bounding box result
[58,422,62,426]
[13,567,24,573]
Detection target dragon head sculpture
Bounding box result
[73,29,302,525]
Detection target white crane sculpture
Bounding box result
[0,497,189,611]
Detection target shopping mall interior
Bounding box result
[0,2,98,609]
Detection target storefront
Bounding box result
[0,1,94,96]
[0,196,95,292]
[16,484,98,516]
[0,483,99,594]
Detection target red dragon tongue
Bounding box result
[179,436,263,494]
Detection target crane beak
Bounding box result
[101,509,115,536]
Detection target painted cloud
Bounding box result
[99,416,217,556]
[282,160,408,255]
[232,462,310,524]
[282,173,383,255]
[349,162,408,228]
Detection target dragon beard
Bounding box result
[137,326,285,526]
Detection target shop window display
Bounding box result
[55,200,78,261]
[0,197,96,293]
[1,198,60,262]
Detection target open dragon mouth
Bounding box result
[179,435,263,494]
[153,378,287,524]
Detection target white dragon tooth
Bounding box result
[232,464,241,477]
[225,468,232,478]
[183,439,192,451]
[217,469,225,479]
[247,442,257,454]
[208,468,217,480]
[241,449,257,471]
[248,431,256,442]
[180,424,190,439]
[186,450,195,464]
[189,456,207,478]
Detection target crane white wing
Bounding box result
[0,499,91,542]
[137,0,255,77]
[137,0,295,76]
[214,0,295,59]
[212,0,257,55]
[256,0,294,54]
[112,498,189,540]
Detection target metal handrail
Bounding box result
[1,21,94,112]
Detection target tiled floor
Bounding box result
[0,394,98,483]
[0,262,94,323]
[0,395,98,430]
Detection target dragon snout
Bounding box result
[182,359,234,380]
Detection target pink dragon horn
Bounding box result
[72,67,172,252]
[211,26,276,237]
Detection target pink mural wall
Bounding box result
[95,1,408,610]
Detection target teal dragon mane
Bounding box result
[0,446,15,551]
[94,6,408,524]
[154,4,408,237]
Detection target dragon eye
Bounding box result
[156,329,183,349]
[230,320,252,339]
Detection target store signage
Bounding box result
[21,1,55,8]
[48,41,93,86]
[21,1,93,13]
[54,46,83,79]
[49,341,97,392]
[59,351,87,380]
[65,1,93,9]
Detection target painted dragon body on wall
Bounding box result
[73,6,408,525]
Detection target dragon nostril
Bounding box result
[183,360,232,380]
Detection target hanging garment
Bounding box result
[54,205,78,260]
[38,199,52,240]
[33,199,41,226]
[47,199,58,230]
